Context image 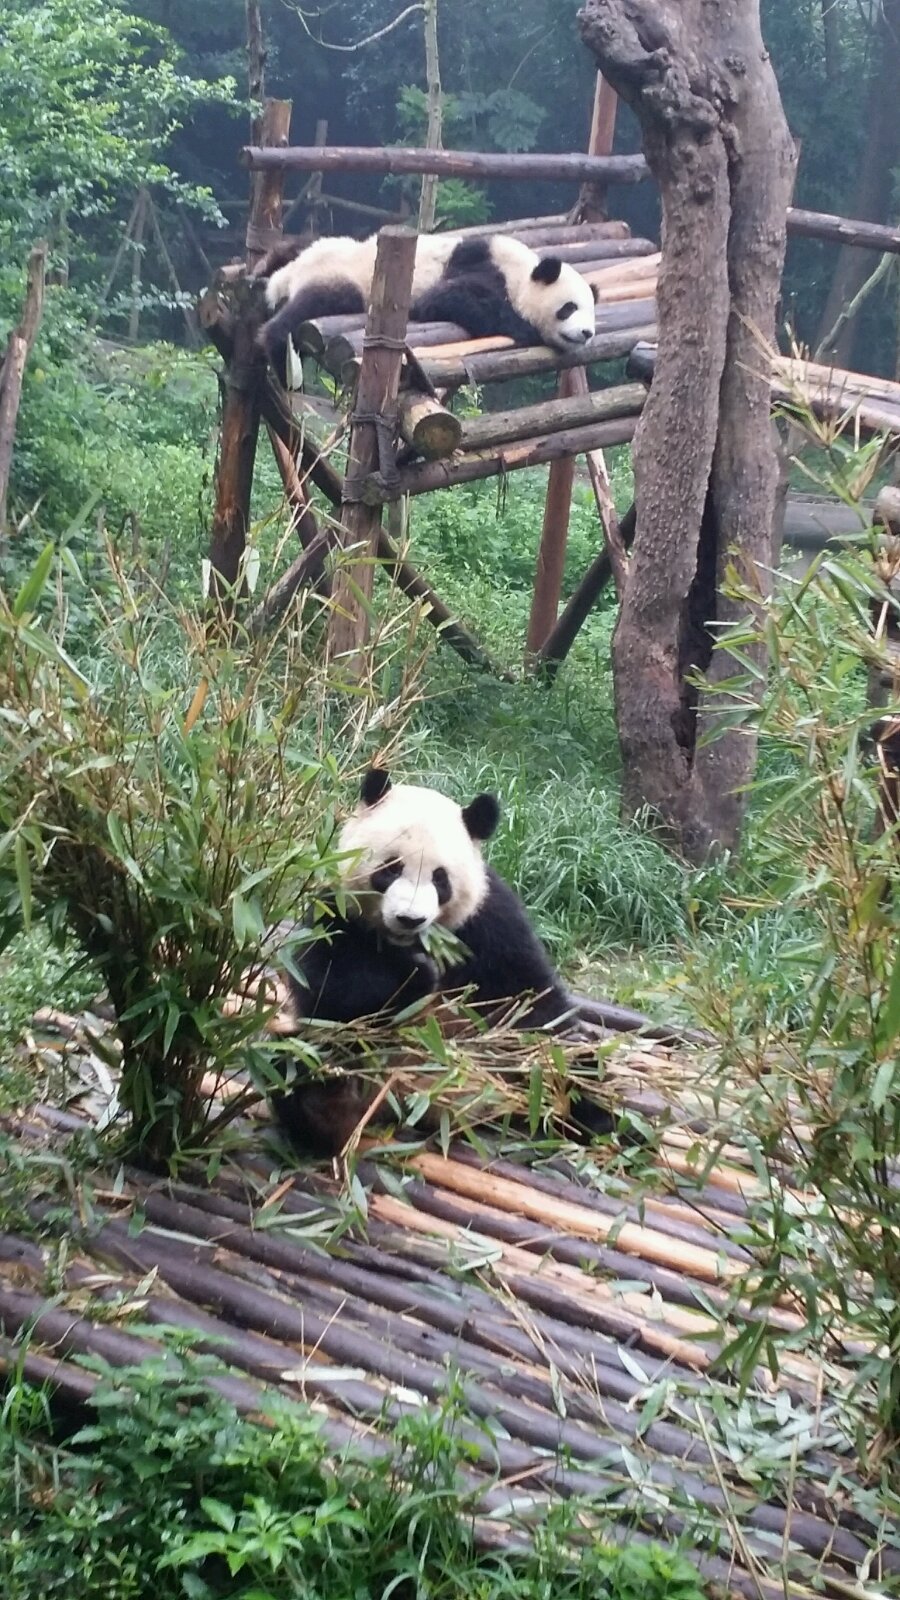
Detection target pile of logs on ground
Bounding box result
[628,341,900,441]
[1,1014,898,1596]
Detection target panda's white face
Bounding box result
[485,238,597,352]
[338,770,499,944]
[528,259,598,349]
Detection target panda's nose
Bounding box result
[397,912,427,929]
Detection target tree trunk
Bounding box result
[820,0,840,87]
[578,0,796,861]
[814,0,900,367]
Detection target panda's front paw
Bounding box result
[410,949,440,994]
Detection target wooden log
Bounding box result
[459,381,645,452]
[584,252,661,287]
[375,415,638,502]
[327,227,417,661]
[786,205,900,255]
[245,99,292,270]
[328,303,658,387]
[546,236,657,262]
[774,354,900,406]
[454,213,569,236]
[207,272,267,598]
[419,322,657,389]
[526,368,578,657]
[317,191,408,223]
[397,389,461,459]
[242,145,651,187]
[0,240,47,538]
[537,503,637,675]
[573,71,619,222]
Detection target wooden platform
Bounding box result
[1,1008,897,1597]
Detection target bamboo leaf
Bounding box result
[14,832,32,931]
[12,542,54,618]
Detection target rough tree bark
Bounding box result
[578,0,796,861]
[814,0,900,367]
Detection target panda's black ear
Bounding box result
[361,767,392,806]
[462,792,500,841]
[531,256,562,286]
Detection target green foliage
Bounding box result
[689,524,900,1454]
[0,0,237,261]
[0,538,420,1162]
[0,1361,707,1600]
[11,334,219,551]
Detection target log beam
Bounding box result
[367,415,639,502]
[241,144,650,186]
[460,382,645,453]
[786,207,900,255]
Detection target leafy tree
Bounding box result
[0,0,238,268]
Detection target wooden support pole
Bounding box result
[536,503,637,678]
[246,99,293,270]
[208,97,291,602]
[377,515,505,676]
[128,188,147,342]
[0,241,48,540]
[573,73,620,222]
[568,366,629,598]
[526,369,579,658]
[327,227,417,661]
[241,145,650,186]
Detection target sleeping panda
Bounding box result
[272,767,611,1154]
[257,232,598,380]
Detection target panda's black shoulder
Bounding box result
[444,238,497,276]
[450,865,564,1007]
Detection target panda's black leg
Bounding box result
[411,281,540,347]
[258,281,366,385]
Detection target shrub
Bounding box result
[0,538,423,1163]
[0,1362,707,1600]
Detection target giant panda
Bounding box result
[272,767,612,1154]
[257,232,598,381]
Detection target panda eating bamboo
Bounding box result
[272,768,615,1154]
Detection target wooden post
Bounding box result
[128,188,147,342]
[246,99,292,270]
[208,98,291,602]
[327,227,417,662]
[418,0,442,233]
[0,241,48,541]
[576,73,619,221]
[525,367,578,658]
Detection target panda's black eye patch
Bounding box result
[370,859,404,893]
[432,866,452,905]
[555,301,578,321]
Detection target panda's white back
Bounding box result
[265,232,461,312]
